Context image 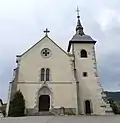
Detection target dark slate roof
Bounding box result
[67,34,96,52]
[71,34,95,42]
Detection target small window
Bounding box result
[41,68,45,81]
[81,49,87,58]
[46,68,50,81]
[83,72,88,77]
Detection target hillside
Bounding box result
[104,91,120,101]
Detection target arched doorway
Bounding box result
[85,100,91,114]
[39,95,50,111]
[38,86,51,112]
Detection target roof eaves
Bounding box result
[17,35,47,57]
[16,35,69,57]
[46,36,69,56]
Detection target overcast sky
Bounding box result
[0,0,120,102]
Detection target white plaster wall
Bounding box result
[17,83,77,110]
[17,36,77,110]
[73,43,105,115]
[17,83,40,108]
[6,83,12,116]
[49,83,77,108]
[18,36,74,83]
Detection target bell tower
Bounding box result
[67,8,113,115]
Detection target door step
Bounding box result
[38,111,55,116]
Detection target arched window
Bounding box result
[41,68,45,81]
[46,68,50,81]
[81,49,87,58]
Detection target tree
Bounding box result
[0,104,6,116]
[8,90,25,117]
[108,98,120,114]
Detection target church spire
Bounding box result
[76,7,84,36]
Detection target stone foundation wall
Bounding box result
[25,108,76,116]
[25,108,38,116]
[52,108,76,115]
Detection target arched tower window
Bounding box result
[41,68,45,81]
[46,68,50,81]
[81,49,87,58]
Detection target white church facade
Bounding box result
[6,12,113,116]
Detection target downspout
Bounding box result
[72,44,81,115]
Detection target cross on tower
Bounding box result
[44,28,50,36]
[43,49,50,56]
[76,7,80,18]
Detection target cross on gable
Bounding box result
[44,28,50,36]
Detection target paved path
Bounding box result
[0,116,120,123]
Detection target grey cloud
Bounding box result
[1,0,120,102]
[0,60,14,102]
[98,52,120,91]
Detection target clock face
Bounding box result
[41,48,51,58]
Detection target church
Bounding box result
[6,10,113,116]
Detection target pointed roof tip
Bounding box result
[76,7,85,36]
[67,7,96,52]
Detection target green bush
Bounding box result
[0,104,6,116]
[108,98,120,114]
[8,90,25,117]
